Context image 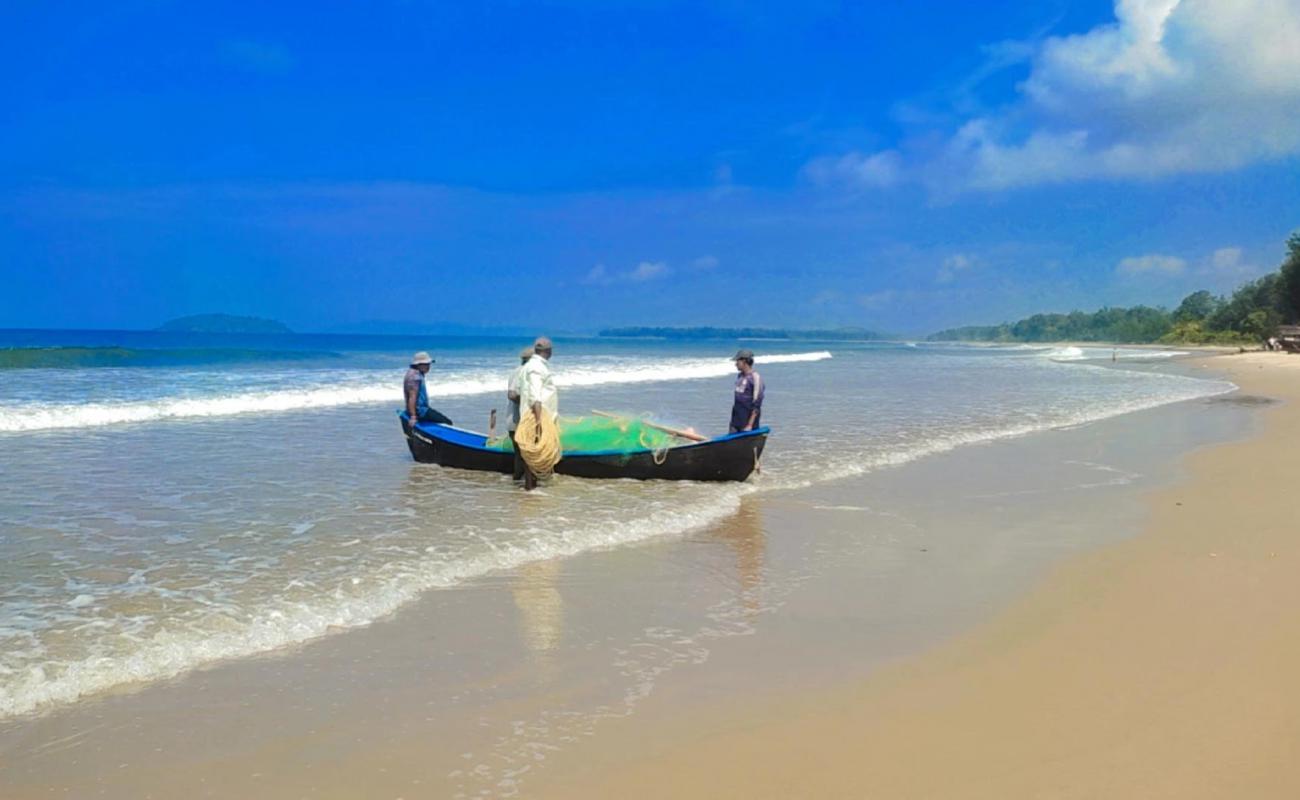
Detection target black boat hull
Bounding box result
[401,415,766,482]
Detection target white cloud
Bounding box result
[803,149,903,188]
[692,255,719,270]
[815,0,1300,191]
[629,261,668,281]
[1197,245,1265,285]
[1117,253,1187,275]
[586,260,670,284]
[1209,247,1243,271]
[936,253,976,283]
[951,0,1300,189]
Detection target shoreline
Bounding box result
[532,351,1300,798]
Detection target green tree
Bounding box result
[1173,290,1220,322]
[1278,232,1300,322]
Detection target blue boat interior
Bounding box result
[400,411,767,456]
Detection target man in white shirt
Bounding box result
[506,345,533,480]
[518,336,557,489]
[519,336,558,421]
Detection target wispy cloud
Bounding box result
[803,149,903,189]
[629,261,668,281]
[1117,253,1186,276]
[1194,246,1266,287]
[936,253,976,284]
[583,260,670,285]
[691,255,719,270]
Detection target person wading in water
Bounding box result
[729,349,764,433]
[518,337,558,490]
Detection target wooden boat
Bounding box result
[1276,325,1300,353]
[399,413,767,482]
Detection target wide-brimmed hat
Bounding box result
[411,351,434,365]
[733,348,755,361]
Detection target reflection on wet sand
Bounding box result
[512,559,565,670]
[712,498,766,616]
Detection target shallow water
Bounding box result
[0,333,1233,719]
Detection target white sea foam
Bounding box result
[1044,346,1189,362]
[1045,346,1086,361]
[0,487,748,720]
[0,351,832,433]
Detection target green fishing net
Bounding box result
[489,415,683,453]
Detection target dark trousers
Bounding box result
[509,430,526,481]
[729,406,760,433]
[417,408,453,425]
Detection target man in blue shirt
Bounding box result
[404,351,453,425]
[730,349,764,433]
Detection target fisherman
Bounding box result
[729,349,764,433]
[518,336,558,490]
[506,345,534,481]
[404,351,453,426]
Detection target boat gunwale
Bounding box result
[400,411,768,458]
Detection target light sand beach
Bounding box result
[533,352,1300,798]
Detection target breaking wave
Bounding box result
[0,351,832,432]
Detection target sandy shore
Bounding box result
[532,351,1300,798]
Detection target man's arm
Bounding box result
[526,369,545,416]
[744,374,763,431]
[404,375,419,420]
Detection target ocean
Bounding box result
[0,331,1234,721]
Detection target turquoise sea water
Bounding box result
[0,331,1233,719]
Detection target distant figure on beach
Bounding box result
[518,337,558,490]
[404,351,453,426]
[507,345,534,480]
[730,349,764,433]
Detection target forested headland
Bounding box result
[598,326,892,341]
[929,232,1300,345]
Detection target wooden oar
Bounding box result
[590,409,708,442]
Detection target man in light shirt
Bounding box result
[518,336,557,489]
[506,345,533,481]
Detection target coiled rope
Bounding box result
[515,408,562,477]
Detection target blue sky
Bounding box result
[2,0,1298,335]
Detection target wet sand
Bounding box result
[0,353,1279,798]
[532,352,1300,799]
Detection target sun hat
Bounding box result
[411,351,434,365]
[533,336,554,350]
[733,348,755,361]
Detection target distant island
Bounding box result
[599,326,893,341]
[157,314,292,334]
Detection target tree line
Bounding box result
[599,326,892,341]
[929,232,1300,345]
